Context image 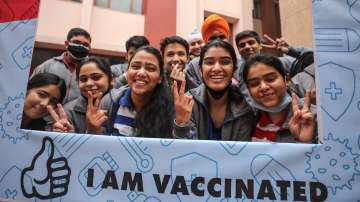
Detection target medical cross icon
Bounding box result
[325,82,342,100]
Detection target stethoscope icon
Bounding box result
[118,137,154,173]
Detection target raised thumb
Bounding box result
[31,137,55,176]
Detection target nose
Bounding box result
[244,42,251,49]
[85,78,94,87]
[39,97,50,107]
[259,80,270,91]
[136,67,147,77]
[212,61,222,72]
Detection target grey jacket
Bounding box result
[111,63,128,88]
[64,96,87,134]
[31,53,80,104]
[173,84,255,141]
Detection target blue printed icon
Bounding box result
[318,62,355,121]
[250,154,296,201]
[0,93,29,144]
[171,152,218,202]
[348,0,360,24]
[0,166,34,201]
[160,139,175,147]
[11,36,34,70]
[127,191,161,202]
[305,133,360,195]
[117,137,154,173]
[219,141,248,155]
[78,152,119,196]
[325,82,342,100]
[53,133,92,159]
[314,28,360,52]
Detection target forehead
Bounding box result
[69,34,91,43]
[32,85,61,98]
[247,63,279,78]
[190,39,203,44]
[131,51,159,65]
[79,62,104,75]
[204,47,231,58]
[238,36,259,44]
[164,43,187,52]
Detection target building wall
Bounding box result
[176,0,254,45]
[36,0,145,52]
[279,0,314,48]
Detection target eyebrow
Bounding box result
[246,72,278,81]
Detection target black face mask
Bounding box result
[67,42,90,60]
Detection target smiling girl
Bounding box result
[173,40,255,141]
[48,56,112,134]
[243,54,315,143]
[98,46,174,137]
[21,73,66,130]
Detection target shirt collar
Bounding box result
[119,88,133,109]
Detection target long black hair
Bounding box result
[129,46,174,138]
[27,73,67,103]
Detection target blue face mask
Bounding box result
[252,92,292,113]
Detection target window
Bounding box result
[253,0,261,19]
[94,0,143,14]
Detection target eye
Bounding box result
[130,64,141,70]
[79,77,88,83]
[178,52,186,56]
[37,91,48,99]
[166,52,175,57]
[91,74,103,81]
[145,65,158,72]
[203,59,215,65]
[247,80,260,88]
[219,58,232,65]
[264,74,278,83]
[49,98,59,107]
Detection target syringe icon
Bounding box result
[314,28,360,52]
[78,152,119,196]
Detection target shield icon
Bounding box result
[318,62,355,121]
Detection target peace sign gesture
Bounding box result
[288,91,315,142]
[47,104,74,133]
[173,79,194,126]
[86,91,108,134]
[261,34,290,54]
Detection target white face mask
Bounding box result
[252,91,292,113]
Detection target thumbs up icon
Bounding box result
[21,136,71,200]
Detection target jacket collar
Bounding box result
[190,84,252,120]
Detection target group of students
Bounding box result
[22,14,317,143]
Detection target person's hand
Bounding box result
[309,87,316,105]
[173,79,194,126]
[261,34,290,54]
[170,63,186,83]
[86,91,108,134]
[288,91,315,142]
[47,104,74,133]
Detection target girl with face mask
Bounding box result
[47,56,112,134]
[21,73,66,131]
[243,54,315,143]
[173,40,255,141]
[97,46,174,137]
